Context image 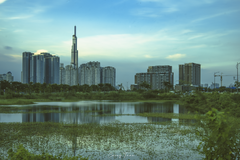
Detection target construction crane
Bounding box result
[215,73,240,87]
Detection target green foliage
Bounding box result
[181,92,240,117]
[195,108,240,160]
[7,144,89,160]
[142,90,158,99]
[139,81,151,90]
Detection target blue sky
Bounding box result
[0,0,240,89]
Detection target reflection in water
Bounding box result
[0,101,194,124]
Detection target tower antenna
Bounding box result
[74,26,76,35]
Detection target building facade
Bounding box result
[79,61,101,86]
[0,72,14,82]
[59,63,65,85]
[101,66,116,87]
[22,52,59,84]
[41,53,60,84]
[179,63,201,86]
[30,54,45,84]
[134,65,174,90]
[22,52,34,84]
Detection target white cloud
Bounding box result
[34,49,49,55]
[166,53,186,61]
[0,0,6,4]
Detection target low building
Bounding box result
[130,84,139,90]
[175,84,194,92]
[0,72,14,82]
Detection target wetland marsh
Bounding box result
[0,101,203,160]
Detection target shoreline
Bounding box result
[0,98,181,106]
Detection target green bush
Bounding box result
[142,91,158,99]
[195,108,240,159]
[7,144,89,160]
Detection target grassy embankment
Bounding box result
[0,91,180,105]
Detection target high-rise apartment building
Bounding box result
[79,61,101,86]
[22,52,34,84]
[134,65,174,90]
[101,66,116,87]
[59,63,65,84]
[59,64,77,86]
[179,63,201,86]
[147,65,174,86]
[65,65,78,86]
[41,53,60,84]
[30,54,45,84]
[22,52,59,84]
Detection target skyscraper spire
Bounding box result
[74,25,76,36]
[71,26,78,69]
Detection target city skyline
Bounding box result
[0,0,240,89]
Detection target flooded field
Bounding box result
[0,101,204,159]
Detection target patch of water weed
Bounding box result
[0,121,206,159]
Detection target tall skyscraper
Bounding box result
[101,66,116,87]
[22,52,34,84]
[179,63,201,86]
[71,26,78,84]
[71,26,78,69]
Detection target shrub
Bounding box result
[195,108,240,160]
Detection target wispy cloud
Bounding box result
[188,35,204,40]
[189,44,207,48]
[4,46,12,50]
[181,30,193,34]
[166,53,186,61]
[8,15,33,20]
[0,0,6,4]
[10,54,21,58]
[192,10,240,22]
[145,55,154,58]
[13,29,24,33]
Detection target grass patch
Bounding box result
[0,99,35,105]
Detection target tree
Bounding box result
[139,81,151,90]
[28,82,34,95]
[33,83,41,93]
[163,81,173,93]
[11,81,22,93]
[118,83,125,91]
[82,84,90,92]
[234,81,240,88]
[42,83,47,93]
[91,85,99,92]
